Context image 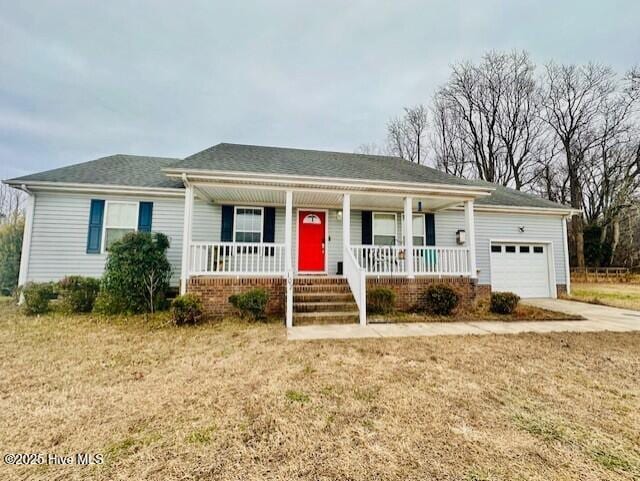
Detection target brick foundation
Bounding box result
[476,284,492,300]
[556,284,567,297]
[187,277,285,319]
[366,276,478,311]
[188,276,564,319]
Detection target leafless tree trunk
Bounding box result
[0,184,25,225]
[386,105,428,163]
[431,51,547,188]
[541,62,618,268]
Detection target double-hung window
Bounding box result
[401,214,426,246]
[373,212,397,245]
[103,201,138,251]
[234,207,263,243]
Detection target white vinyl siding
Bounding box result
[434,210,567,286]
[27,192,184,285]
[25,193,566,293]
[191,199,219,243]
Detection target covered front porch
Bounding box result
[178,177,484,327]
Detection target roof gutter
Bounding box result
[162,167,495,195]
[2,179,185,197]
[457,204,581,216]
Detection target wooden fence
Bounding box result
[570,267,631,283]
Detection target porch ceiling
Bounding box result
[194,184,465,211]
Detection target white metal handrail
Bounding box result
[344,246,367,325]
[350,245,471,276]
[189,242,286,275]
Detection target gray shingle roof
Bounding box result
[174,143,480,187]
[6,154,183,189]
[5,143,571,210]
[475,183,568,209]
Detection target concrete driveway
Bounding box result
[522,298,640,326]
[287,298,640,341]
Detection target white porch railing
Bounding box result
[344,246,367,325]
[350,245,471,276]
[412,246,470,276]
[351,245,407,275]
[189,242,286,275]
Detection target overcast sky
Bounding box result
[1,0,638,180]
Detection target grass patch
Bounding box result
[512,412,568,443]
[285,389,310,403]
[566,282,640,311]
[590,449,639,475]
[185,426,216,444]
[1,301,640,480]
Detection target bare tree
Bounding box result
[432,51,547,187]
[355,142,385,156]
[0,184,25,225]
[496,51,546,189]
[431,92,472,177]
[386,105,428,163]
[540,62,618,268]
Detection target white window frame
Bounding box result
[401,213,427,246]
[101,201,139,253]
[373,212,398,246]
[233,206,264,243]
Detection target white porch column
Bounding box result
[404,196,414,278]
[18,189,35,288]
[342,193,351,255]
[284,190,293,328]
[464,199,477,279]
[180,184,194,294]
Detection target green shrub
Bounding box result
[490,292,520,314]
[367,287,396,314]
[93,290,128,315]
[171,294,203,326]
[422,284,459,315]
[229,288,269,321]
[0,219,23,296]
[99,232,172,314]
[57,276,100,313]
[20,282,56,315]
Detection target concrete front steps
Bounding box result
[293,277,359,326]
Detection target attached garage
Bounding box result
[490,241,556,298]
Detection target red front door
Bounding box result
[298,211,326,272]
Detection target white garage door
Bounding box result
[490,243,553,298]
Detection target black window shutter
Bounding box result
[137,202,153,232]
[361,211,372,245]
[425,213,436,246]
[86,199,105,253]
[263,207,276,256]
[263,207,275,242]
[221,205,234,242]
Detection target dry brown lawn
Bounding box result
[1,300,640,481]
[567,282,640,311]
[370,298,582,323]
